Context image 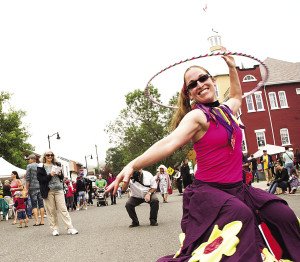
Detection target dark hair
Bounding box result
[12,171,20,179]
[285,146,290,151]
[132,171,141,183]
[290,168,297,177]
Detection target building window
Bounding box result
[245,94,255,112]
[254,92,264,111]
[243,75,257,82]
[268,92,279,109]
[255,129,266,147]
[278,91,288,108]
[296,88,300,95]
[280,128,290,146]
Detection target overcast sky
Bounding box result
[1,0,299,168]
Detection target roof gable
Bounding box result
[261,57,300,85]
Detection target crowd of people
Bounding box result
[0,151,124,235]
[0,154,195,230]
[244,147,300,195]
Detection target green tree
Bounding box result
[105,87,191,174]
[0,91,34,169]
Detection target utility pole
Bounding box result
[95,144,100,172]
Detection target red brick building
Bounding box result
[237,58,300,155]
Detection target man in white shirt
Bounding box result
[282,147,294,175]
[125,169,159,227]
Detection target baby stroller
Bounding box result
[95,188,108,207]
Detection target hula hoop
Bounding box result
[144,51,269,109]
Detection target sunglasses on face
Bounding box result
[46,154,54,157]
[187,73,211,91]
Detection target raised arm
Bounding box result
[222,56,242,114]
[108,109,206,194]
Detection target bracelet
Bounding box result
[147,192,152,196]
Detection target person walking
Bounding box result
[37,150,78,236]
[282,146,294,175]
[76,173,87,211]
[65,180,75,211]
[108,55,300,261]
[156,165,171,203]
[107,173,117,205]
[174,167,183,195]
[10,171,23,225]
[13,191,28,228]
[249,154,259,183]
[25,154,45,226]
[86,178,94,206]
[260,150,273,186]
[180,159,192,189]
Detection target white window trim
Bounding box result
[255,129,266,148]
[280,128,291,146]
[245,93,256,112]
[268,92,279,110]
[242,75,257,82]
[296,88,300,95]
[254,91,265,111]
[254,129,266,133]
[278,91,289,108]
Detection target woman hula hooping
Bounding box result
[107,55,300,261]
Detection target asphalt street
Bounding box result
[1,182,299,262]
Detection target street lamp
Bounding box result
[85,154,93,175]
[47,132,61,149]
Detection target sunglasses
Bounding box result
[46,154,54,157]
[186,74,211,91]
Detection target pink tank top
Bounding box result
[194,119,243,183]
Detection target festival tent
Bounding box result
[251,144,285,159]
[0,157,26,178]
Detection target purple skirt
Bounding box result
[156,180,297,262]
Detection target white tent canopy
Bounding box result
[0,157,26,178]
[251,144,285,159]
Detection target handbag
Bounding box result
[167,186,173,195]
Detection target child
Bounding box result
[288,168,300,194]
[65,180,75,211]
[14,191,28,228]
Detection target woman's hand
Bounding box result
[222,55,236,68]
[50,171,56,177]
[106,165,134,195]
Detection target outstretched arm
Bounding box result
[222,55,242,114]
[107,109,206,194]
